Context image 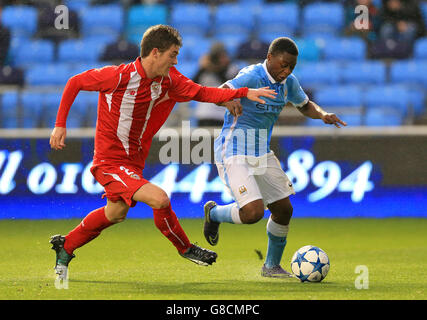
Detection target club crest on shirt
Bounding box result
[239,185,247,195]
[151,81,162,100]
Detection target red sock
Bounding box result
[64,207,113,255]
[153,204,191,254]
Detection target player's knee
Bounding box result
[106,204,129,224]
[242,206,264,224]
[151,193,170,209]
[108,207,129,223]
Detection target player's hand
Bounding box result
[321,113,347,128]
[50,126,67,150]
[247,87,277,104]
[224,99,242,117]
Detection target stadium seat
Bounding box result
[406,87,426,117]
[257,3,299,37]
[42,92,62,128]
[214,3,255,37]
[364,108,403,126]
[170,4,211,37]
[179,37,213,62]
[126,4,168,44]
[74,92,99,127]
[389,60,427,87]
[215,34,248,59]
[64,0,91,13]
[302,3,344,37]
[20,92,44,128]
[363,85,410,116]
[294,39,321,62]
[79,5,124,38]
[293,62,341,88]
[341,61,386,84]
[12,40,55,67]
[1,6,38,38]
[176,62,199,80]
[0,91,19,128]
[314,86,363,108]
[258,31,288,44]
[25,64,72,86]
[413,37,427,60]
[323,38,366,61]
[58,39,106,62]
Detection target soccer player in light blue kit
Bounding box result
[203,37,346,277]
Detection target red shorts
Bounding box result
[91,163,149,207]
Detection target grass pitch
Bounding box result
[0,218,426,300]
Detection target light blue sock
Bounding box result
[265,232,287,268]
[210,203,236,223]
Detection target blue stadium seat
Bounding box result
[215,34,248,58]
[257,3,299,37]
[390,60,427,87]
[25,64,72,86]
[302,3,344,37]
[406,87,426,116]
[294,39,320,62]
[214,3,255,36]
[64,0,91,13]
[413,38,427,60]
[293,62,341,88]
[323,38,366,61]
[1,6,38,38]
[170,4,211,37]
[364,108,403,126]
[364,86,410,116]
[341,61,386,84]
[0,91,19,128]
[20,92,44,128]
[42,92,63,128]
[314,86,363,108]
[80,5,124,38]
[176,62,199,79]
[73,92,99,127]
[179,37,213,62]
[12,40,55,67]
[58,39,106,62]
[126,4,168,44]
[258,31,288,44]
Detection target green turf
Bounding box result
[0,218,426,300]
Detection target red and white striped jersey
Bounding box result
[55,57,248,169]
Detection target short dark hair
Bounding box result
[140,25,182,58]
[268,37,299,56]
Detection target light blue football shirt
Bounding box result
[214,60,309,162]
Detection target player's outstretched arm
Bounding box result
[299,100,347,128]
[50,126,67,150]
[246,87,277,104]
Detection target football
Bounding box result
[291,245,330,282]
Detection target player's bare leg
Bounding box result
[50,199,126,279]
[133,183,217,266]
[204,199,264,246]
[261,197,294,278]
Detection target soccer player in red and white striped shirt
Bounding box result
[49,25,276,278]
